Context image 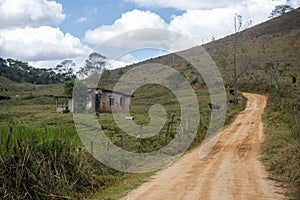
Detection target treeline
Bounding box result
[0,57,66,84]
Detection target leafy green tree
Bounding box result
[269,5,294,18]
[0,57,66,84]
[77,52,106,78]
[55,60,76,81]
[64,79,75,95]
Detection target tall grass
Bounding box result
[0,126,123,199]
[262,88,300,198]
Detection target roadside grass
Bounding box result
[261,86,300,199]
[88,173,152,200]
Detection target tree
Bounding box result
[77,52,106,78]
[55,60,76,81]
[215,15,250,104]
[264,61,291,96]
[64,79,75,95]
[232,15,243,104]
[269,5,294,18]
[225,15,250,105]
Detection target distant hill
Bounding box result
[204,7,300,87]
[104,8,300,92]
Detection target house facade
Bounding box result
[95,88,131,113]
[62,88,131,113]
[55,88,131,113]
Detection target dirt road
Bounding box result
[121,93,284,200]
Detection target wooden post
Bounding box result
[176,121,180,134]
[56,97,58,108]
[157,125,163,142]
[0,129,2,147]
[107,141,110,152]
[6,126,13,151]
[90,140,94,155]
[140,126,143,137]
[120,135,125,170]
[170,114,175,135]
[187,116,190,133]
[166,122,171,137]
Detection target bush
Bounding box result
[0,84,8,91]
[21,93,34,100]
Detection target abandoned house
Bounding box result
[53,94,73,113]
[54,88,131,113]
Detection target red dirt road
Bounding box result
[121,93,284,200]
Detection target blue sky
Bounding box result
[0,0,299,69]
[56,0,184,38]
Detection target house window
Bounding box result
[109,98,114,106]
[120,98,125,106]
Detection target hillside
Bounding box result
[105,8,300,198]
[103,8,300,94]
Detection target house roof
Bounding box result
[90,87,132,97]
[53,88,132,99]
[53,94,72,98]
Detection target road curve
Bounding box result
[121,93,284,200]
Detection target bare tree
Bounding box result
[264,61,291,96]
[213,15,250,104]
[212,15,252,104]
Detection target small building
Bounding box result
[55,88,131,113]
[53,94,73,113]
[94,88,131,113]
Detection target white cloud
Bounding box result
[124,0,246,10]
[76,17,88,23]
[0,26,92,68]
[169,9,234,44]
[0,0,65,28]
[168,0,283,43]
[107,59,136,70]
[289,0,300,7]
[86,0,299,50]
[84,9,169,44]
[119,54,140,64]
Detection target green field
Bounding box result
[0,77,245,199]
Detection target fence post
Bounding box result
[187,116,190,134]
[5,126,13,151]
[176,121,180,134]
[120,135,125,171]
[166,122,171,137]
[0,129,2,147]
[90,140,94,155]
[107,141,110,152]
[170,114,175,135]
[157,125,163,142]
